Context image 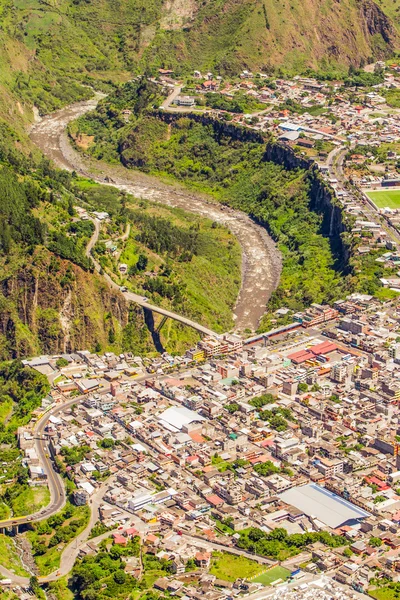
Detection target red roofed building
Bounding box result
[112,533,127,545]
[287,350,314,364]
[195,552,211,568]
[206,494,225,507]
[310,341,338,355]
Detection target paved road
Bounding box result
[328,144,400,245]
[43,478,112,583]
[0,405,68,531]
[162,84,182,109]
[181,534,275,565]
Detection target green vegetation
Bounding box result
[204,92,265,113]
[253,460,280,477]
[252,566,291,585]
[89,521,114,539]
[366,190,400,210]
[0,533,30,577]
[82,176,241,351]
[0,360,51,516]
[60,445,91,467]
[26,502,90,575]
[370,583,400,600]
[11,486,50,517]
[70,542,168,600]
[210,551,265,582]
[46,577,74,600]
[385,89,400,108]
[76,103,350,328]
[237,527,349,560]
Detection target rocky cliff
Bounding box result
[0,248,153,359]
[265,142,351,270]
[157,112,266,144]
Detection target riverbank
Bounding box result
[29,99,281,332]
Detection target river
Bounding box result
[29,97,281,332]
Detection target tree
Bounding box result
[56,357,69,369]
[298,383,308,393]
[67,198,75,216]
[343,547,353,558]
[30,576,40,594]
[370,537,383,547]
[136,254,148,271]
[373,495,386,504]
[225,402,240,414]
[114,569,126,584]
[98,438,115,449]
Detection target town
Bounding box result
[4,289,400,600]
[153,60,400,283]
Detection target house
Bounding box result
[195,551,211,568]
[112,533,128,546]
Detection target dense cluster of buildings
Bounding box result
[16,289,400,597]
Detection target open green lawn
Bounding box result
[252,566,291,586]
[369,586,400,600]
[210,552,265,582]
[366,189,400,209]
[0,534,30,577]
[12,485,50,516]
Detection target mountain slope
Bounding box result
[143,0,399,74]
[0,0,398,119]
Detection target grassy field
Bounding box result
[252,566,291,585]
[210,552,265,582]
[369,586,400,600]
[0,398,13,424]
[12,486,50,517]
[366,189,400,209]
[0,534,30,577]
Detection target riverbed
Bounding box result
[30,98,281,332]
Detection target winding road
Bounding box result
[29,96,281,333]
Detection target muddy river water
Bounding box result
[30,97,281,332]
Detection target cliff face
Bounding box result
[360,0,397,46]
[0,248,152,359]
[265,142,351,271]
[156,112,266,144]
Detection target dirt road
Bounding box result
[29,98,281,332]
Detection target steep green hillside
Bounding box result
[0,0,398,124]
[72,97,349,328]
[0,151,153,357]
[143,0,399,74]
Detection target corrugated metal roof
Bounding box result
[279,483,370,528]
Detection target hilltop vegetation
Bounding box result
[4,0,394,141]
[0,0,398,132]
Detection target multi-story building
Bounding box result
[331,362,348,383]
[301,304,339,328]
